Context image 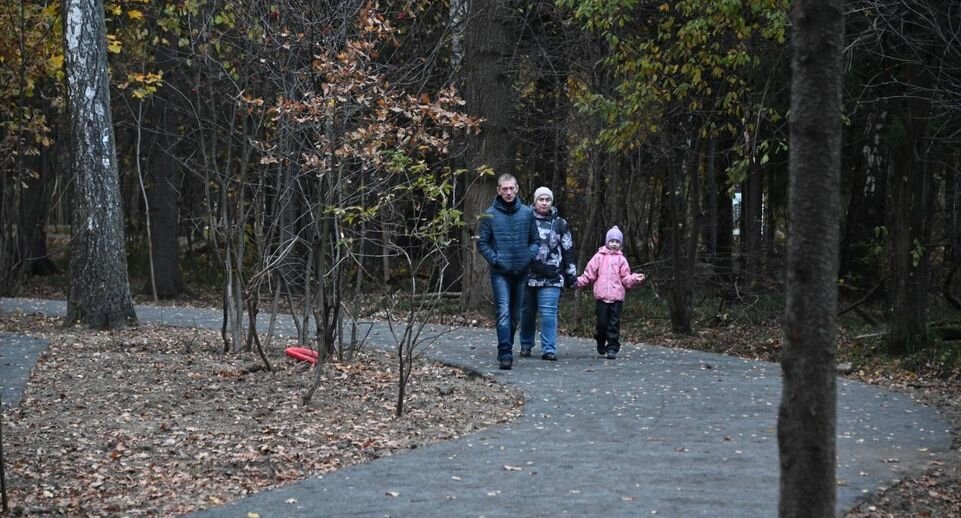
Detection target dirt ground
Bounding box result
[0,314,522,516]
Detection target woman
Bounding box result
[519,186,577,361]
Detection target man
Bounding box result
[477,174,539,370]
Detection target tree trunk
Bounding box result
[579,145,607,267]
[624,152,651,263]
[887,69,933,355]
[740,163,763,283]
[946,159,961,265]
[458,0,516,312]
[63,0,137,328]
[667,141,699,335]
[147,93,185,298]
[763,166,778,277]
[777,1,843,515]
[449,0,467,71]
[703,137,718,258]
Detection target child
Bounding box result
[575,226,645,359]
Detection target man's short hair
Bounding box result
[497,173,518,187]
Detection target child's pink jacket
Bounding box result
[576,246,641,303]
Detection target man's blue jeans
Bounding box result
[520,286,561,355]
[490,271,527,361]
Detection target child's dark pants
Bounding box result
[594,300,623,353]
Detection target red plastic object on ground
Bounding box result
[285,347,319,365]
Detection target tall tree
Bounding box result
[878,3,938,354]
[777,0,843,516]
[145,92,185,299]
[63,0,137,328]
[142,32,186,300]
[458,0,517,311]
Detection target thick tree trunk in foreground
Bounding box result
[63,0,137,328]
[778,1,843,516]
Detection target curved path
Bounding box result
[1,298,953,517]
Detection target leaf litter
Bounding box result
[7,281,961,517]
[0,314,522,516]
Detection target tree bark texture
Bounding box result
[778,1,843,516]
[886,63,933,354]
[147,94,185,298]
[703,137,718,258]
[667,146,699,334]
[63,0,137,328]
[946,161,961,265]
[458,0,516,311]
[740,164,763,282]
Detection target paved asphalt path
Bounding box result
[1,298,953,517]
[0,332,47,410]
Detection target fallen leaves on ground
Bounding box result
[11,276,961,517]
[0,314,522,516]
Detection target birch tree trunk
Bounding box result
[778,1,843,515]
[63,0,137,328]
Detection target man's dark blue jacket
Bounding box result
[477,195,539,275]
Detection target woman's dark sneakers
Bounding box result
[606,349,617,360]
[541,352,557,361]
[499,358,513,370]
[520,348,532,358]
[597,345,607,356]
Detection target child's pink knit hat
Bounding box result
[606,226,623,243]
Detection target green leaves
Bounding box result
[558,0,789,154]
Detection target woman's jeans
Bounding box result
[490,271,527,361]
[520,286,562,355]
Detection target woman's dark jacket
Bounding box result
[527,207,576,288]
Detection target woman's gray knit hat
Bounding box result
[533,186,553,201]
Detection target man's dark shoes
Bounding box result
[520,348,532,358]
[597,346,607,356]
[606,350,617,360]
[541,352,557,361]
[499,358,513,370]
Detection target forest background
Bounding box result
[2,0,961,514]
[4,0,961,369]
